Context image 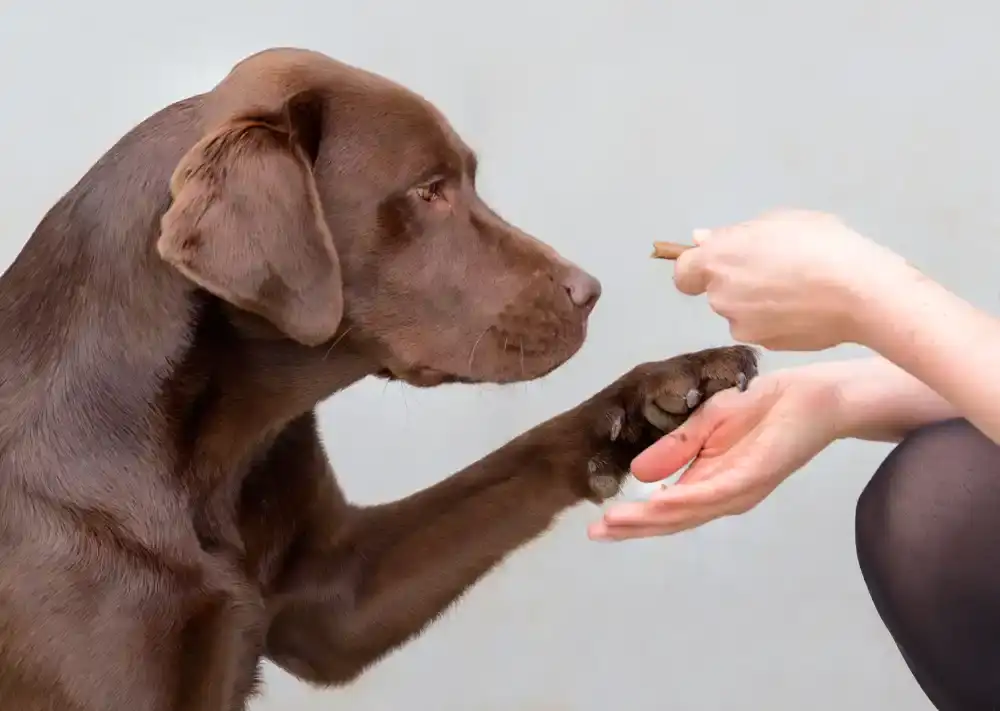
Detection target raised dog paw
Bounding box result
[575,345,759,502]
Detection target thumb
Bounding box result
[674,456,723,485]
[630,409,717,482]
[673,247,711,296]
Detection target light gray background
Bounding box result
[2,2,993,709]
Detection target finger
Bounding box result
[691,228,713,245]
[728,318,768,346]
[588,520,614,540]
[602,466,731,525]
[589,522,675,541]
[647,475,747,508]
[673,458,723,485]
[698,220,754,242]
[672,247,710,296]
[729,323,810,351]
[630,411,719,482]
[600,497,713,527]
[755,332,830,353]
[691,224,745,244]
[591,510,722,541]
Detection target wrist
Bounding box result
[825,364,874,440]
[842,257,929,348]
[773,361,880,441]
[806,355,959,443]
[770,362,852,438]
[771,359,895,441]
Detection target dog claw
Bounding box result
[608,410,623,442]
[684,388,702,410]
[737,372,748,392]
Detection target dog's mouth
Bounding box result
[374,349,576,389]
[375,367,476,388]
[373,312,591,389]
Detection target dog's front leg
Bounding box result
[263,347,757,687]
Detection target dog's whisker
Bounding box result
[399,381,410,418]
[519,341,525,378]
[323,325,354,360]
[467,328,490,375]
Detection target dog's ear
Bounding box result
[158,91,342,347]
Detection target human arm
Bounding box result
[854,269,1000,445]
[594,209,1000,542]
[588,355,959,542]
[672,208,1000,444]
[816,355,959,442]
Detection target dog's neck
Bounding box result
[0,101,377,481]
[175,302,376,474]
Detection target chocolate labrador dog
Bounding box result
[0,47,757,710]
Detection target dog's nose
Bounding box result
[562,269,602,312]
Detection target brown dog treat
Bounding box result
[650,241,693,260]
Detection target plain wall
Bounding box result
[4,2,995,709]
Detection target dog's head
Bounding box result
[158,48,600,387]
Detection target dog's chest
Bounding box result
[188,464,301,592]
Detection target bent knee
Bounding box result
[855,417,997,573]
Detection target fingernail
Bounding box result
[692,228,711,244]
[588,523,614,542]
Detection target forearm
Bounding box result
[265,401,613,686]
[795,356,959,443]
[849,266,1000,445]
[263,347,755,684]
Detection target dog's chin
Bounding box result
[375,342,585,389]
[375,366,474,388]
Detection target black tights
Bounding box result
[857,418,1000,710]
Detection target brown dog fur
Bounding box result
[0,47,757,710]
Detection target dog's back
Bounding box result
[0,95,242,711]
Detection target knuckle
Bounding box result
[726,496,757,516]
[703,387,741,410]
[728,320,759,344]
[673,273,700,296]
[674,255,708,294]
[705,292,729,315]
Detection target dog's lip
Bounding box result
[500,320,588,356]
[375,366,473,387]
[376,316,590,386]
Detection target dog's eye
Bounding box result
[414,180,444,202]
